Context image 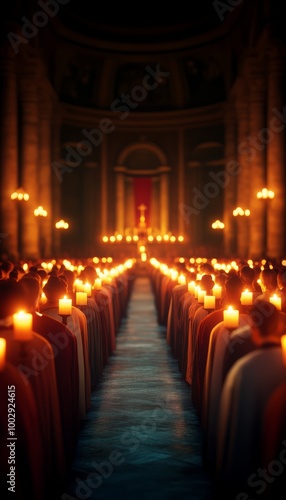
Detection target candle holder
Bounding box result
[60,314,70,326]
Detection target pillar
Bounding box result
[0,45,19,260]
[246,55,267,259]
[100,136,108,236]
[223,99,238,257]
[178,131,185,236]
[19,52,40,259]
[114,167,126,234]
[38,88,53,258]
[235,79,251,259]
[266,45,285,259]
[159,167,170,235]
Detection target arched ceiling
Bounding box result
[56,0,226,44]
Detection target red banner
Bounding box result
[133,177,152,227]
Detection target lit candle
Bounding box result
[59,296,72,315]
[213,284,222,299]
[94,278,102,290]
[240,289,253,306]
[83,283,92,297]
[188,281,196,295]
[223,306,239,329]
[178,274,186,285]
[198,289,206,303]
[40,292,47,305]
[76,292,87,306]
[204,295,216,310]
[281,334,286,365]
[13,311,33,341]
[74,279,83,292]
[269,294,282,311]
[0,338,6,371]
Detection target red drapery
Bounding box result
[133,177,152,227]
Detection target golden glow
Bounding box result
[211,220,224,229]
[233,207,250,217]
[281,335,286,365]
[13,311,33,341]
[55,219,69,229]
[0,338,6,372]
[257,188,275,199]
[11,187,29,201]
[34,205,48,217]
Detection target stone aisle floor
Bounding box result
[62,275,215,500]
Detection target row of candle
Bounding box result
[188,281,282,310]
[1,310,286,370]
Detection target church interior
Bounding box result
[1,1,286,499]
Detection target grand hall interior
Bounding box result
[1,1,286,499]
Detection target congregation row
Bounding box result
[0,258,135,500]
[150,258,286,499]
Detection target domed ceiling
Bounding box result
[56,0,225,43]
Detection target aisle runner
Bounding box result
[63,276,214,500]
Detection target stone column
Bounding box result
[223,100,238,257]
[0,45,19,259]
[100,137,108,236]
[38,88,53,258]
[178,131,185,236]
[19,53,40,259]
[266,46,285,259]
[125,177,135,232]
[245,55,267,259]
[114,167,126,235]
[151,177,160,232]
[235,79,251,259]
[159,167,170,235]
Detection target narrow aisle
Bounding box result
[63,275,214,500]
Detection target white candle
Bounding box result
[269,294,282,311]
[281,334,286,365]
[0,338,6,371]
[83,283,92,297]
[13,311,33,341]
[178,274,186,285]
[240,289,253,306]
[223,306,239,329]
[204,295,216,310]
[76,292,87,306]
[40,292,47,305]
[213,284,222,299]
[59,296,72,315]
[74,279,83,292]
[198,289,206,303]
[94,278,102,290]
[188,281,196,295]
